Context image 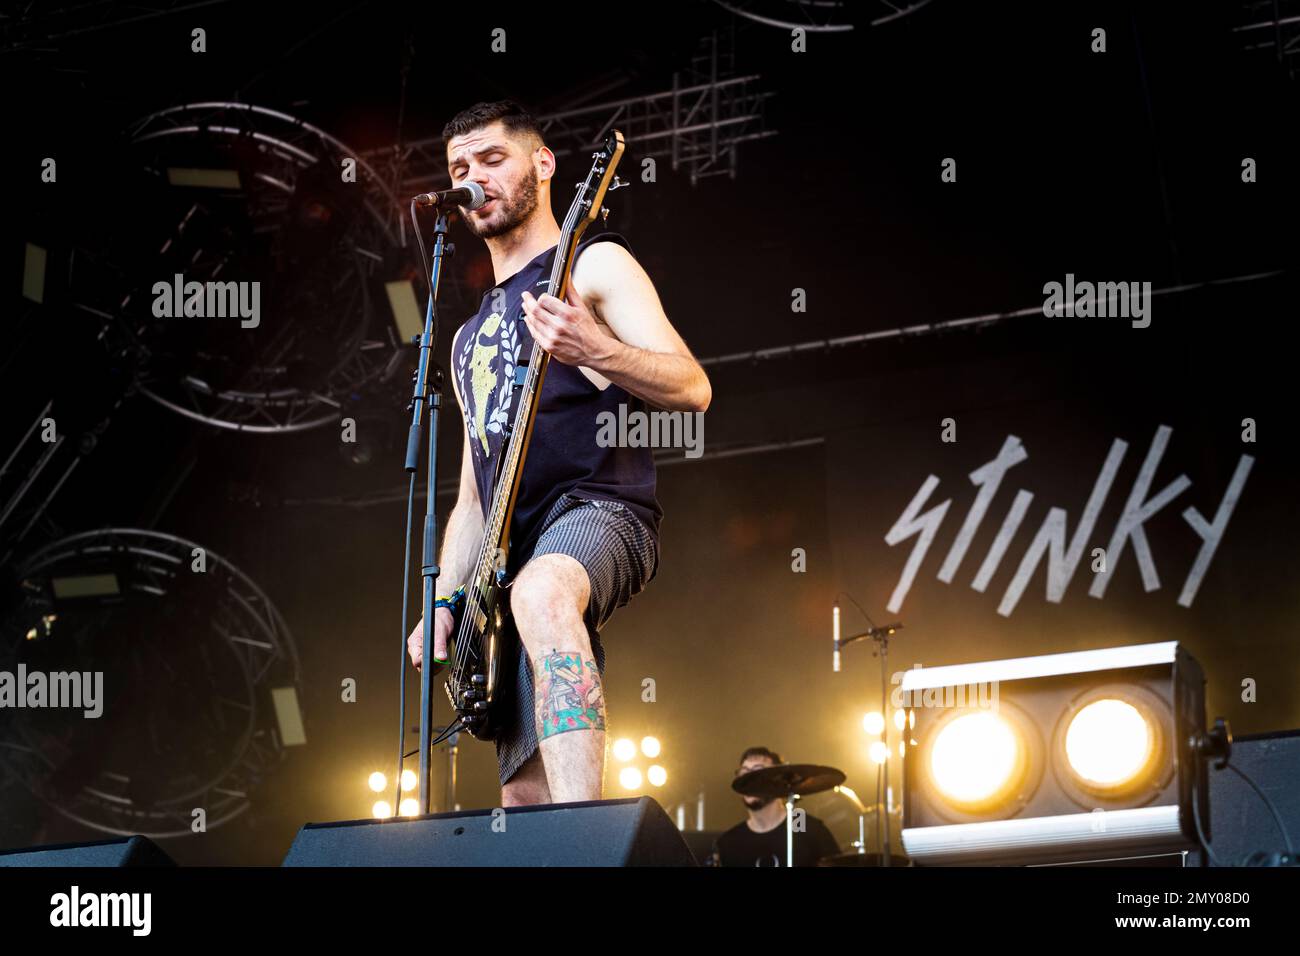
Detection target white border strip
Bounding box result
[899,641,1179,691]
[902,805,1186,864]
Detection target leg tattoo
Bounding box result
[536,650,605,739]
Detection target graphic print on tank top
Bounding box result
[458,299,521,461]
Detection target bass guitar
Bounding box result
[445,130,626,740]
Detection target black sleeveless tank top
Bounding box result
[450,232,663,557]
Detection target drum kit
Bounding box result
[729,762,909,867]
[722,600,912,867]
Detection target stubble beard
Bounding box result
[464,165,540,240]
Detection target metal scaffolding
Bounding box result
[363,32,776,193]
[709,0,933,31]
[0,0,232,56]
[1233,0,1300,78]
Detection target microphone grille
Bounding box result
[462,181,487,209]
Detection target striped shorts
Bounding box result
[495,492,659,786]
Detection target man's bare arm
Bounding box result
[521,241,711,413]
[440,372,484,591]
[410,374,484,669]
[439,428,485,591]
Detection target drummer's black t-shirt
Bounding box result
[713,814,840,867]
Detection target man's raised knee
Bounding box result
[511,555,589,641]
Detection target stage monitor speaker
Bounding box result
[1190,728,1300,866]
[283,796,696,866]
[678,829,723,866]
[0,835,175,867]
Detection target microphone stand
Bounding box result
[437,723,460,812]
[405,209,454,814]
[833,607,903,867]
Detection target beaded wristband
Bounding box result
[429,585,466,664]
[434,584,466,612]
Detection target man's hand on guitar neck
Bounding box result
[407,606,454,673]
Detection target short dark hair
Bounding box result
[442,99,544,148]
[739,746,783,767]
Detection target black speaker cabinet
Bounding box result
[283,796,696,866]
[678,829,724,866]
[1190,728,1300,866]
[0,835,175,867]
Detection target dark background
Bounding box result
[1,0,1296,863]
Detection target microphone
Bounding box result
[833,603,841,673]
[413,182,487,209]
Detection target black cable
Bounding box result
[1191,769,1222,867]
[394,470,419,815]
[834,590,878,630]
[1226,760,1295,857]
[1193,754,1296,866]
[412,198,436,296]
[402,720,466,761]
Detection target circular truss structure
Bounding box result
[0,528,302,837]
[711,0,934,31]
[78,102,410,433]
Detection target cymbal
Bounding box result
[731,763,846,799]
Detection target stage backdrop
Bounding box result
[821,281,1299,744]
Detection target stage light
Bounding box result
[24,614,55,642]
[23,242,46,304]
[900,641,1207,865]
[372,801,393,819]
[51,573,120,599]
[613,738,637,762]
[166,167,241,189]
[385,279,424,342]
[400,769,417,792]
[640,736,661,758]
[647,765,667,787]
[619,767,643,790]
[1066,699,1151,787]
[272,687,307,747]
[927,711,1024,811]
[869,741,889,765]
[894,708,907,731]
[368,771,387,793]
[399,798,419,817]
[862,711,885,736]
[1057,689,1167,801]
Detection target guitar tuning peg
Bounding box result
[600,206,609,223]
[609,176,627,191]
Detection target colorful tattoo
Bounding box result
[536,651,605,739]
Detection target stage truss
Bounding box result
[77,102,410,434]
[0,528,302,838]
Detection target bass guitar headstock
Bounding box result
[571,130,626,235]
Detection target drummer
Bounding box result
[712,747,841,867]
